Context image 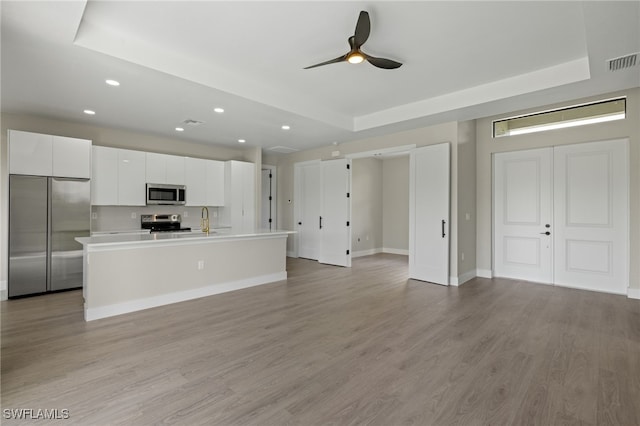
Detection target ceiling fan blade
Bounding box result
[303,54,348,69]
[353,11,370,48]
[365,55,402,69]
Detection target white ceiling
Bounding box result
[2,1,639,154]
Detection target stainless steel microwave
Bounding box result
[146,183,186,205]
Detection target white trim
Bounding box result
[554,281,627,296]
[477,269,493,278]
[287,251,297,258]
[628,288,640,300]
[0,280,7,301]
[345,144,416,160]
[382,248,409,256]
[352,248,382,258]
[85,271,287,321]
[451,270,477,287]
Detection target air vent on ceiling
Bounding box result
[608,53,638,71]
[182,119,204,126]
[268,145,299,154]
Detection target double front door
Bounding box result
[493,139,629,294]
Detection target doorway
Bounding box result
[493,139,629,294]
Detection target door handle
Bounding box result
[319,216,322,229]
[540,231,551,235]
[442,220,446,238]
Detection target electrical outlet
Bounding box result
[131,212,137,219]
[184,211,188,218]
[465,213,471,221]
[197,260,204,270]
[91,212,98,220]
[366,235,369,241]
[461,252,465,261]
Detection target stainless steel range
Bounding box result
[141,214,191,233]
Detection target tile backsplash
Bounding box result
[91,206,222,233]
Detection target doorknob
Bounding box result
[540,231,551,235]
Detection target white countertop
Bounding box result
[77,228,294,250]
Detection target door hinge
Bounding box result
[347,192,350,198]
[269,173,272,178]
[346,250,350,255]
[269,218,272,223]
[346,164,350,170]
[346,221,350,226]
[269,196,272,201]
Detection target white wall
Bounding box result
[456,121,477,278]
[351,158,383,255]
[0,113,250,292]
[476,88,640,291]
[382,156,409,253]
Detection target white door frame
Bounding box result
[261,165,277,230]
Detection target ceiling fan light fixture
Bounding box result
[347,52,364,64]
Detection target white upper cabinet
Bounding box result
[117,149,146,206]
[9,130,91,178]
[9,130,53,176]
[91,146,119,205]
[52,135,91,178]
[205,160,225,206]
[185,157,207,206]
[223,160,255,229]
[185,158,225,206]
[146,153,185,185]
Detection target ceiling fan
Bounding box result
[304,11,402,70]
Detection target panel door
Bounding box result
[318,159,351,267]
[297,163,321,260]
[494,148,553,283]
[261,169,272,229]
[553,139,628,294]
[409,143,451,285]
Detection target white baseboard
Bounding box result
[627,287,640,299]
[477,269,493,279]
[352,248,382,258]
[450,270,477,287]
[85,271,287,321]
[382,248,409,256]
[0,280,7,301]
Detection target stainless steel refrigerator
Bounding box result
[8,175,90,297]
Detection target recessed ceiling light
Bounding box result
[281,125,291,130]
[238,139,246,143]
[105,79,120,86]
[175,127,184,132]
[83,109,96,115]
[214,107,224,113]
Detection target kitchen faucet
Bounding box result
[201,206,210,235]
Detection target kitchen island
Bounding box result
[76,229,294,321]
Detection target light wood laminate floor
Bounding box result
[2,254,639,425]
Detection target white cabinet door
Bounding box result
[118,149,146,206]
[493,148,553,283]
[409,143,450,285]
[296,162,321,260]
[185,157,207,206]
[240,161,255,228]
[205,160,225,206]
[318,159,351,267]
[165,155,185,185]
[146,152,167,184]
[8,130,53,176]
[91,146,118,205]
[52,136,91,178]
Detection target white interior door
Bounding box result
[319,158,352,267]
[493,148,553,283]
[297,163,321,260]
[553,139,628,294]
[409,143,450,285]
